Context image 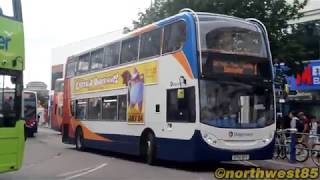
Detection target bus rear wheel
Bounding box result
[75,128,85,151]
[145,133,156,165]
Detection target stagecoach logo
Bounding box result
[228,131,233,137]
[228,131,253,138]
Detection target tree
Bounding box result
[132,0,309,74]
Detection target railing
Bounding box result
[274,128,320,166]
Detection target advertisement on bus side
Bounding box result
[71,60,158,124]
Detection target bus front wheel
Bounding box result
[145,133,156,165]
[75,128,85,151]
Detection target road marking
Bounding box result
[243,161,259,167]
[57,167,92,177]
[265,160,304,168]
[62,163,107,180]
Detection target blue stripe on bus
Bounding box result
[155,12,199,78]
[82,130,274,162]
[156,130,275,162]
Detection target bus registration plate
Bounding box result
[232,154,250,161]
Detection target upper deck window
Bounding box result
[66,60,77,78]
[163,21,186,54]
[90,48,104,71]
[77,53,90,74]
[199,16,267,58]
[120,36,139,64]
[104,42,120,68]
[139,28,161,59]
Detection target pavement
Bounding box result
[0,128,317,180]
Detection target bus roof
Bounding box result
[24,90,37,95]
[66,11,259,62]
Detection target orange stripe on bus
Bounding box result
[70,119,112,142]
[130,24,156,36]
[173,51,194,79]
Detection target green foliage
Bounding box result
[132,0,311,74]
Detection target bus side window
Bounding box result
[90,48,104,71]
[118,95,127,121]
[77,53,90,74]
[120,36,139,64]
[70,101,75,116]
[102,96,118,121]
[88,97,101,120]
[75,99,88,121]
[66,60,77,78]
[166,87,195,123]
[163,21,186,54]
[104,42,120,68]
[139,28,161,60]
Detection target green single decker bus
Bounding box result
[0,0,25,173]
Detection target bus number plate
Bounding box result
[232,154,250,161]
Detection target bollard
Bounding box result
[289,128,297,163]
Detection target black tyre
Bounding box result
[145,133,156,165]
[75,128,85,151]
[311,144,320,167]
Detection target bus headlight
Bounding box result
[202,133,218,145]
[262,133,274,143]
[262,138,271,143]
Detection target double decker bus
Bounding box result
[62,10,275,164]
[51,78,64,131]
[23,91,37,137]
[0,0,25,173]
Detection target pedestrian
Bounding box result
[288,111,299,130]
[301,114,312,146]
[296,112,305,133]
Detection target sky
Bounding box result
[21,0,151,88]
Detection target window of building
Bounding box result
[104,42,120,68]
[118,95,127,121]
[87,98,101,120]
[139,28,161,59]
[76,99,88,120]
[77,53,90,74]
[90,48,104,71]
[120,36,139,63]
[102,96,118,121]
[166,87,195,122]
[163,21,186,54]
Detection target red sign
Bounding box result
[296,65,312,86]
